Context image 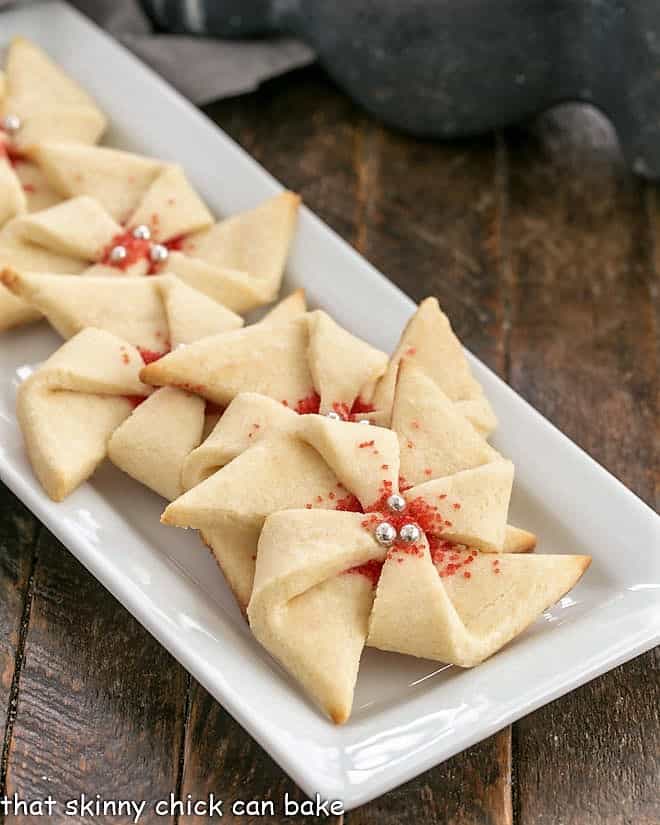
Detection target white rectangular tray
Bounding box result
[1,1,659,810]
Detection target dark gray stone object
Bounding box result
[143,0,660,178]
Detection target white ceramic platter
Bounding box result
[1,1,658,810]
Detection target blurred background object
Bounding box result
[140,0,660,180]
[0,0,315,101]
[3,0,660,177]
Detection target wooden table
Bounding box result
[0,66,658,824]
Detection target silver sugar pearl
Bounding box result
[132,224,151,240]
[1,114,21,133]
[358,418,371,425]
[109,244,127,263]
[375,521,397,547]
[398,523,421,545]
[387,493,407,513]
[149,243,169,263]
[326,411,342,421]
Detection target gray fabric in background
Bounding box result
[1,0,315,104]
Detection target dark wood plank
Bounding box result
[180,680,333,825]
[348,733,511,825]
[4,529,188,824]
[0,486,38,795]
[506,104,657,504]
[513,651,659,825]
[0,487,36,721]
[351,123,507,373]
[505,103,659,825]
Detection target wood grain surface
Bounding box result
[0,488,37,811]
[505,105,659,825]
[0,67,657,824]
[3,530,188,825]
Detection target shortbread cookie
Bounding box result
[371,297,497,435]
[250,505,588,722]
[141,311,387,417]
[2,269,242,352]
[164,412,530,612]
[17,328,150,500]
[392,360,501,485]
[0,184,299,330]
[1,37,106,225]
[1,38,106,153]
[237,415,587,722]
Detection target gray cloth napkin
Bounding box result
[1,0,315,104]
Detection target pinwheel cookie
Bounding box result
[33,140,300,306]
[163,391,534,612]
[249,421,586,723]
[141,309,388,419]
[251,502,589,723]
[0,160,208,330]
[1,37,106,227]
[160,312,532,611]
[0,145,300,329]
[162,412,587,722]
